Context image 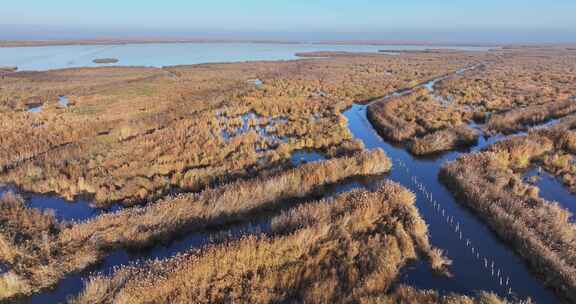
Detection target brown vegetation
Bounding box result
[0,51,481,206]
[410,125,478,155]
[4,46,571,302]
[0,66,17,73]
[538,119,576,192]
[71,182,463,304]
[486,99,576,134]
[437,47,576,135]
[368,47,576,155]
[533,115,576,192]
[0,150,390,300]
[367,87,479,155]
[440,126,576,302]
[368,88,471,142]
[0,192,58,295]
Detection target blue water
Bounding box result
[0,185,116,222]
[58,96,69,108]
[525,168,576,219]
[0,262,8,275]
[27,104,43,113]
[290,150,327,166]
[17,220,269,304]
[344,104,558,303]
[0,43,493,71]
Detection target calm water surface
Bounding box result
[0,43,493,71]
[345,103,558,303]
[525,168,576,219]
[0,185,117,222]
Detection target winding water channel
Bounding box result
[12,176,382,304]
[344,103,558,303]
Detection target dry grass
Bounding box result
[436,47,576,128]
[440,129,576,302]
[0,51,484,205]
[0,192,60,299]
[367,88,473,143]
[368,47,576,155]
[540,121,576,192]
[0,149,390,300]
[3,46,567,302]
[367,286,514,304]
[366,83,482,156]
[410,125,479,155]
[486,99,576,134]
[72,181,452,304]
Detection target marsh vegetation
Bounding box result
[73,182,502,304]
[367,47,576,156]
[0,45,575,303]
[441,119,576,302]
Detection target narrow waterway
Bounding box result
[344,103,559,302]
[524,168,576,219]
[0,185,112,222]
[18,220,270,304]
[12,175,379,304]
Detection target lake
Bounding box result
[0,42,493,71]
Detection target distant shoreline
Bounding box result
[0,39,502,48]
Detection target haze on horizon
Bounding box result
[1,0,575,44]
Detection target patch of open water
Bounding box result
[0,43,494,71]
[0,185,118,222]
[27,104,43,113]
[219,111,288,144]
[58,96,69,108]
[524,168,576,220]
[290,150,327,166]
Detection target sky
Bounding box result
[1,0,575,43]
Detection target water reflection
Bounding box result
[0,185,118,222]
[219,111,288,145]
[290,150,327,166]
[58,96,69,108]
[525,168,576,220]
[344,103,558,303]
[27,103,43,113]
[0,43,494,71]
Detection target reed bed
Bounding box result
[72,181,460,304]
[486,99,576,135]
[410,125,479,155]
[0,52,483,206]
[440,130,576,302]
[368,47,576,156]
[0,149,390,300]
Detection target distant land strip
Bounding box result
[0,39,503,48]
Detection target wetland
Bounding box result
[0,42,575,303]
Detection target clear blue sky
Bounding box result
[1,0,575,42]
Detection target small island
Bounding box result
[0,66,18,72]
[378,49,457,54]
[92,58,119,64]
